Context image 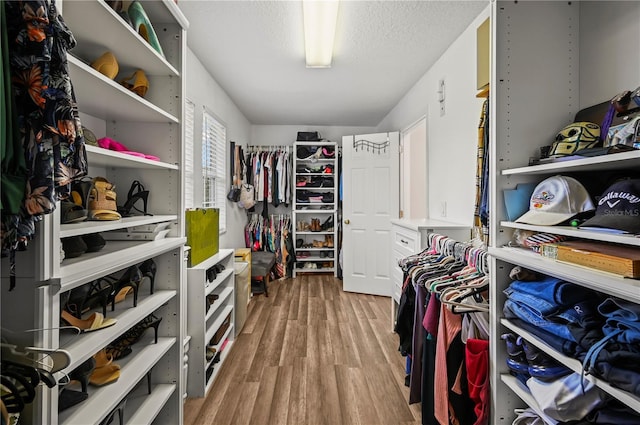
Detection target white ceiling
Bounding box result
[179,1,487,126]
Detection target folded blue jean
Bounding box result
[504,299,577,342]
[508,276,591,308]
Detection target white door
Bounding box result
[342,132,399,296]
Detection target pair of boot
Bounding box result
[309,218,322,232]
[324,234,334,247]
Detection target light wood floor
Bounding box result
[184,275,421,425]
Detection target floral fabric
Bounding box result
[2,0,87,257]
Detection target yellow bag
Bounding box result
[186,208,219,267]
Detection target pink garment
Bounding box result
[434,306,463,425]
[97,137,160,161]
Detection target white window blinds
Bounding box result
[202,110,226,232]
[184,99,195,209]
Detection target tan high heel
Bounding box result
[88,177,122,221]
[61,310,116,333]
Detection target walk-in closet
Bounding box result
[2,1,639,425]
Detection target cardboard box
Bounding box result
[553,240,640,278]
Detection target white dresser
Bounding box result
[390,219,470,328]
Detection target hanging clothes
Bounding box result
[245,147,292,209]
[2,0,88,288]
[473,98,490,245]
[244,214,293,278]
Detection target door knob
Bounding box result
[344,219,350,224]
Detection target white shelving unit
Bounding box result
[489,2,640,422]
[186,249,235,398]
[292,141,339,277]
[0,1,189,424]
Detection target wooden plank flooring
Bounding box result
[184,275,421,425]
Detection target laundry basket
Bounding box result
[234,261,249,336]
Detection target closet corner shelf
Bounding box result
[501,150,640,176]
[60,215,178,238]
[68,56,179,124]
[86,145,179,171]
[57,238,186,292]
[489,246,640,303]
[59,337,175,425]
[500,221,640,247]
[501,318,640,413]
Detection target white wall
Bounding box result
[186,48,252,249]
[250,125,377,148]
[579,2,640,108]
[376,6,490,226]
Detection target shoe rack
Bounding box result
[186,249,235,398]
[292,141,339,277]
[489,2,640,422]
[0,1,189,424]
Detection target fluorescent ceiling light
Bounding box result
[303,0,339,68]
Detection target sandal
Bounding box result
[89,363,120,386]
[60,201,87,224]
[90,51,119,80]
[61,310,117,333]
[65,279,113,319]
[88,177,122,221]
[119,69,149,98]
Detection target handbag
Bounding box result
[297,131,320,141]
[238,184,255,209]
[227,186,241,202]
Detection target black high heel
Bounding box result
[105,314,162,360]
[103,265,143,311]
[138,258,156,294]
[99,397,126,425]
[65,279,113,319]
[67,357,96,394]
[118,180,152,217]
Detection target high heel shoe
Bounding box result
[138,258,156,294]
[88,177,122,221]
[103,265,143,311]
[105,314,162,360]
[65,279,113,319]
[118,181,151,217]
[60,310,117,333]
[90,52,119,80]
[127,1,164,57]
[68,357,96,394]
[119,69,149,97]
[99,397,126,425]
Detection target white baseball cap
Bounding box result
[515,175,595,226]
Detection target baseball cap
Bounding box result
[515,176,595,226]
[579,179,640,234]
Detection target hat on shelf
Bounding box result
[579,178,640,234]
[515,175,595,226]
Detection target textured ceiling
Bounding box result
[180,1,487,126]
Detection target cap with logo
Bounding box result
[515,175,595,226]
[579,178,640,234]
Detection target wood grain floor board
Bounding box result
[184,276,420,425]
[286,357,307,425]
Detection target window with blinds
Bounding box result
[202,110,226,232]
[184,100,195,209]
